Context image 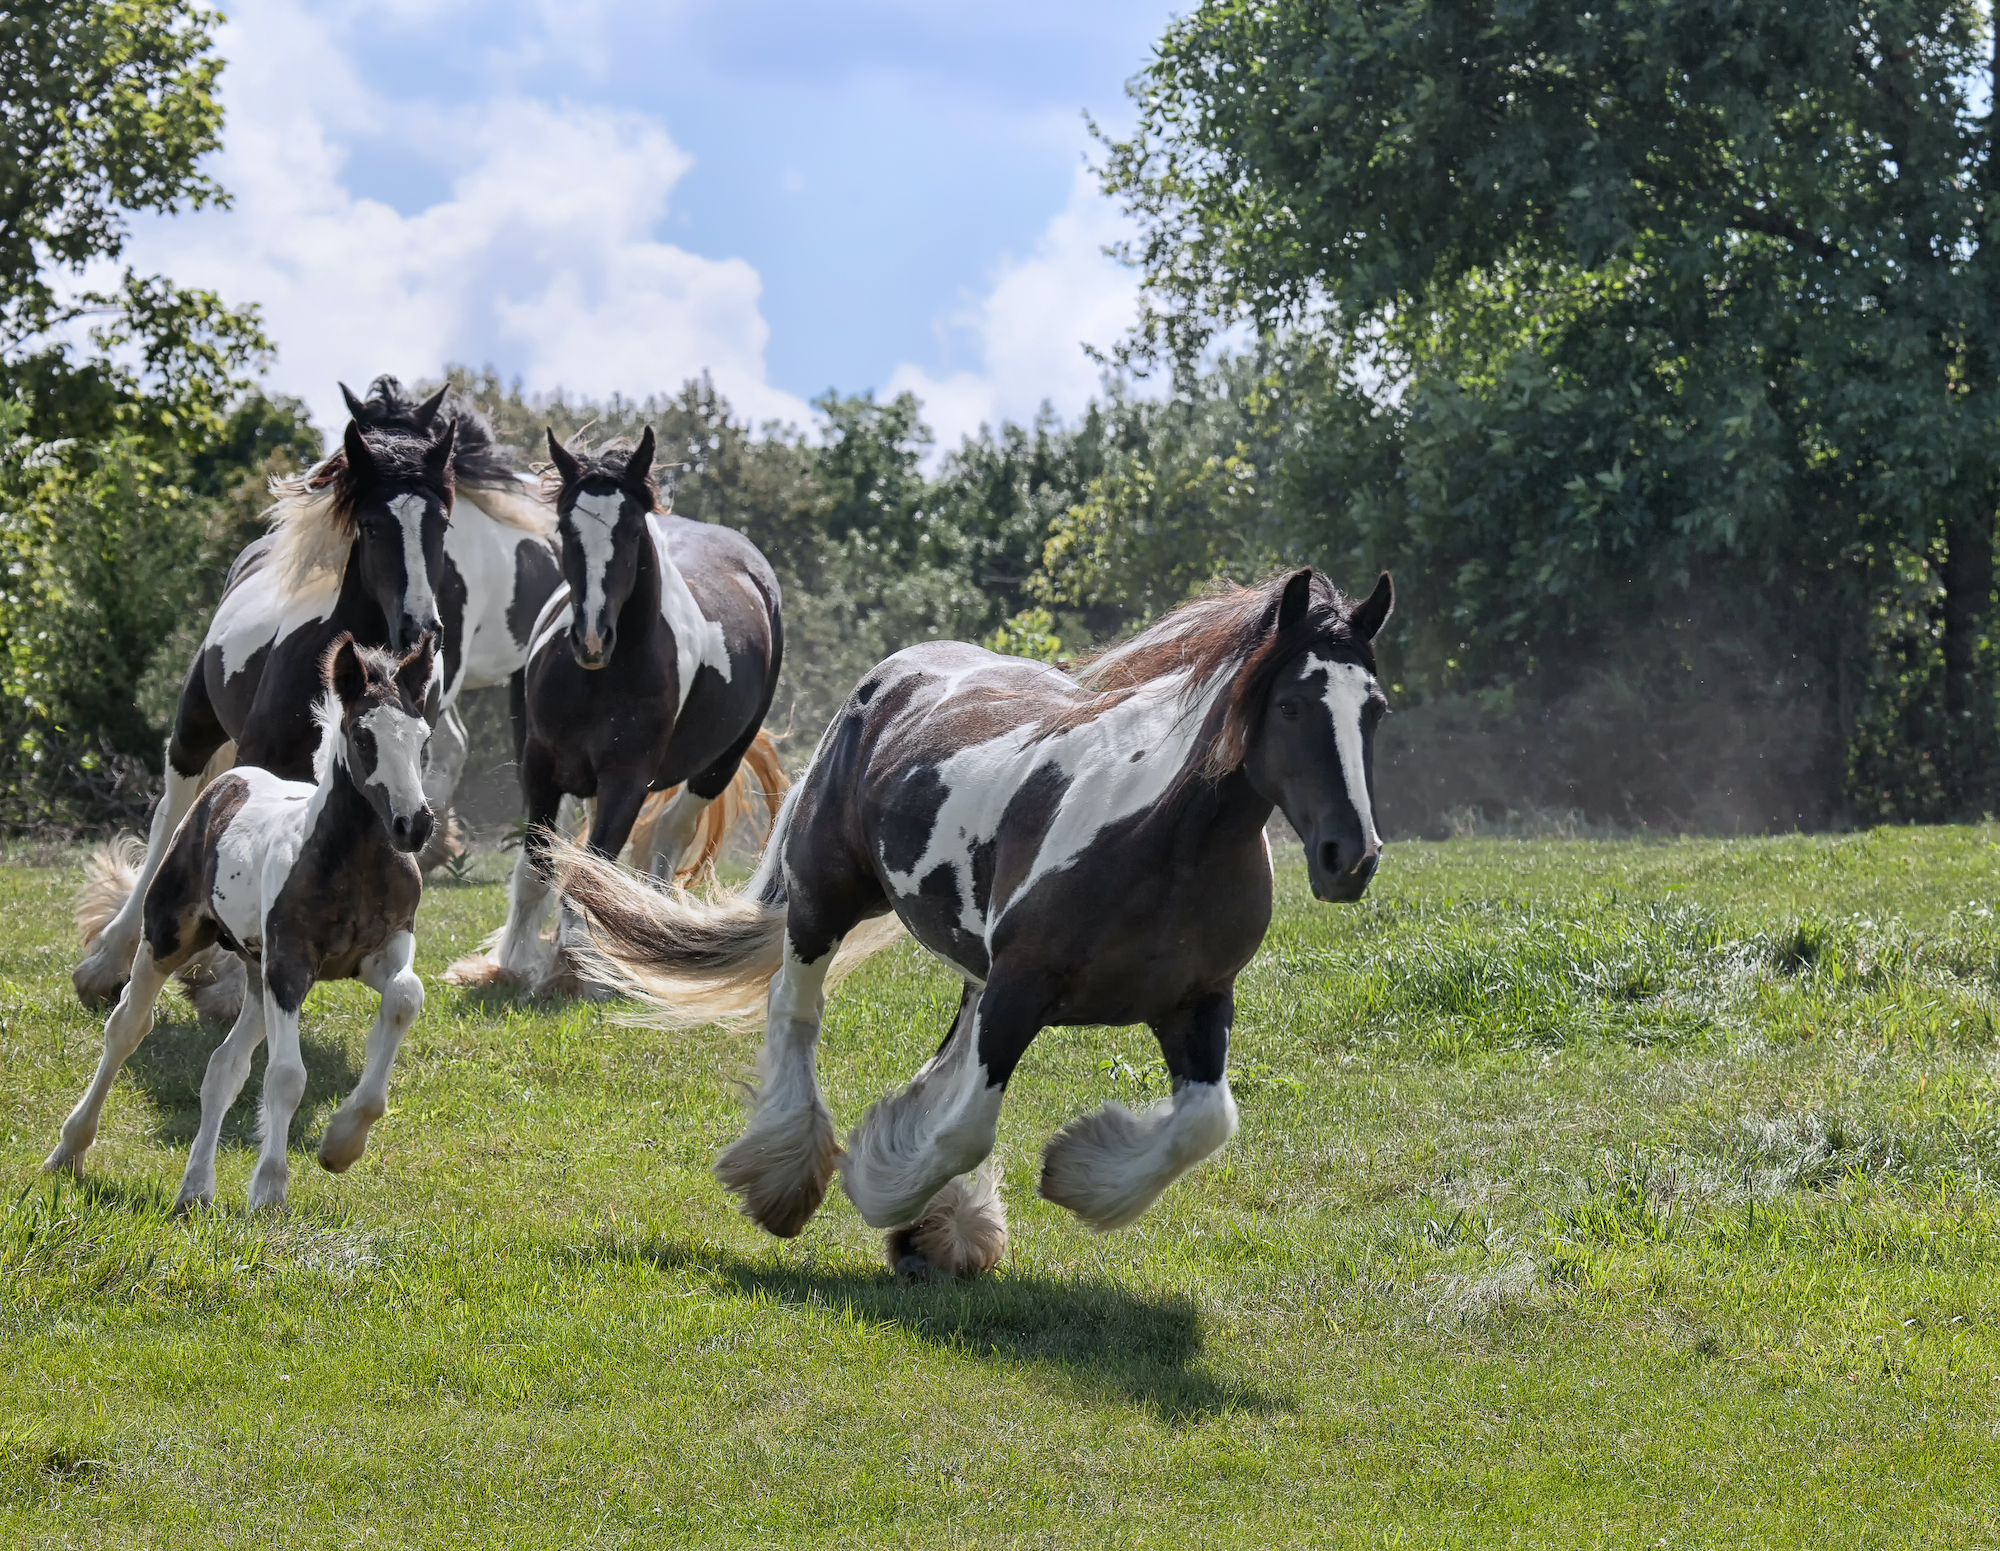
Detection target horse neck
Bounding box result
[1156,668,1277,842]
[304,733,386,852]
[332,533,386,639]
[614,518,666,641]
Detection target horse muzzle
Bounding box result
[394,613,442,654]
[389,807,436,855]
[1309,838,1380,903]
[570,624,614,670]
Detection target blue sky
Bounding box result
[121,0,1181,445]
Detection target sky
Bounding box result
[113,0,1182,450]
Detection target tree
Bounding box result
[1106,0,2000,818]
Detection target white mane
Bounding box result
[265,468,353,593]
[310,689,344,786]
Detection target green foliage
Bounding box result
[1097,0,2000,824]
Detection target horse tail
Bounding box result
[621,728,794,883]
[558,773,904,1030]
[73,835,147,949]
[75,739,237,950]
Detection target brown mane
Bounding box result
[1045,569,1368,779]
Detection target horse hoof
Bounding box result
[171,1187,213,1217]
[881,1168,1008,1279]
[316,1108,379,1174]
[72,961,125,1010]
[41,1144,85,1177]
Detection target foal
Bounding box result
[46,634,439,1212]
[561,568,1394,1277]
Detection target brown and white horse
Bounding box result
[559,567,1393,1276]
[47,635,440,1212]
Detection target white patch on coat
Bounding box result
[389,494,438,634]
[446,494,555,698]
[208,766,316,951]
[357,703,431,819]
[651,515,732,713]
[568,491,622,641]
[1305,654,1380,849]
[878,660,1227,955]
[209,555,338,680]
[526,582,572,661]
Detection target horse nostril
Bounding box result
[1318,840,1343,876]
[1356,851,1380,882]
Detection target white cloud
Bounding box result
[886,164,1141,455]
[117,0,811,435]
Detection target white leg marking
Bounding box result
[645,787,713,879]
[46,948,174,1173]
[75,759,203,1002]
[1040,1079,1239,1232]
[493,848,559,983]
[841,995,1005,1230]
[247,990,307,1212]
[174,964,268,1211]
[714,941,839,1236]
[318,932,422,1174]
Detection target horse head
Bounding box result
[339,415,457,655]
[546,425,657,670]
[1239,568,1395,904]
[323,631,438,855]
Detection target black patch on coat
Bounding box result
[507,538,562,648]
[988,759,1070,916]
[144,774,254,963]
[876,763,949,877]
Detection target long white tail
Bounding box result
[555,785,903,1030]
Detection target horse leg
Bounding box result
[174,960,267,1212]
[547,770,651,995]
[840,978,1038,1274]
[641,787,712,880]
[318,931,421,1173]
[417,705,469,871]
[73,667,225,1007]
[46,945,182,1174]
[489,746,564,984]
[713,936,844,1237]
[1040,987,1239,1232]
[246,968,310,1212]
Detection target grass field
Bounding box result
[5,828,2000,1546]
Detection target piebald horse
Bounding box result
[560,567,1394,1277]
[451,429,785,993]
[73,379,562,1016]
[47,634,439,1212]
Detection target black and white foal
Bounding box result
[560,567,1394,1277]
[47,635,439,1212]
[456,428,783,991]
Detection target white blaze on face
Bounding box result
[568,491,623,642]
[388,494,438,631]
[1305,654,1381,850]
[358,703,432,819]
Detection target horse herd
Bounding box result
[44,377,1395,1280]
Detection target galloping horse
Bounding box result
[48,633,440,1212]
[452,429,784,992]
[73,379,562,1016]
[559,567,1394,1277]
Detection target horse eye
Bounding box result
[1277,700,1299,719]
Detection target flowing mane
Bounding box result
[1050,569,1363,778]
[264,425,452,592]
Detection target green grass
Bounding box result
[5,827,2000,1546]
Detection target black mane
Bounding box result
[547,435,661,512]
[350,375,520,490]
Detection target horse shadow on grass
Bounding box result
[584,1235,1290,1426]
[119,1004,360,1152]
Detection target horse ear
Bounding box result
[342,419,377,484]
[397,632,438,704]
[546,429,581,488]
[1349,572,1394,643]
[339,382,367,421]
[624,426,656,493]
[1275,567,1316,632]
[415,385,449,428]
[424,417,458,488]
[324,633,368,706]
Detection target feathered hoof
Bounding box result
[183,952,247,1028]
[715,1099,840,1238]
[72,955,128,1011]
[885,1166,1007,1279]
[531,949,616,1002]
[443,954,525,989]
[1039,1103,1155,1233]
[316,1103,381,1174]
